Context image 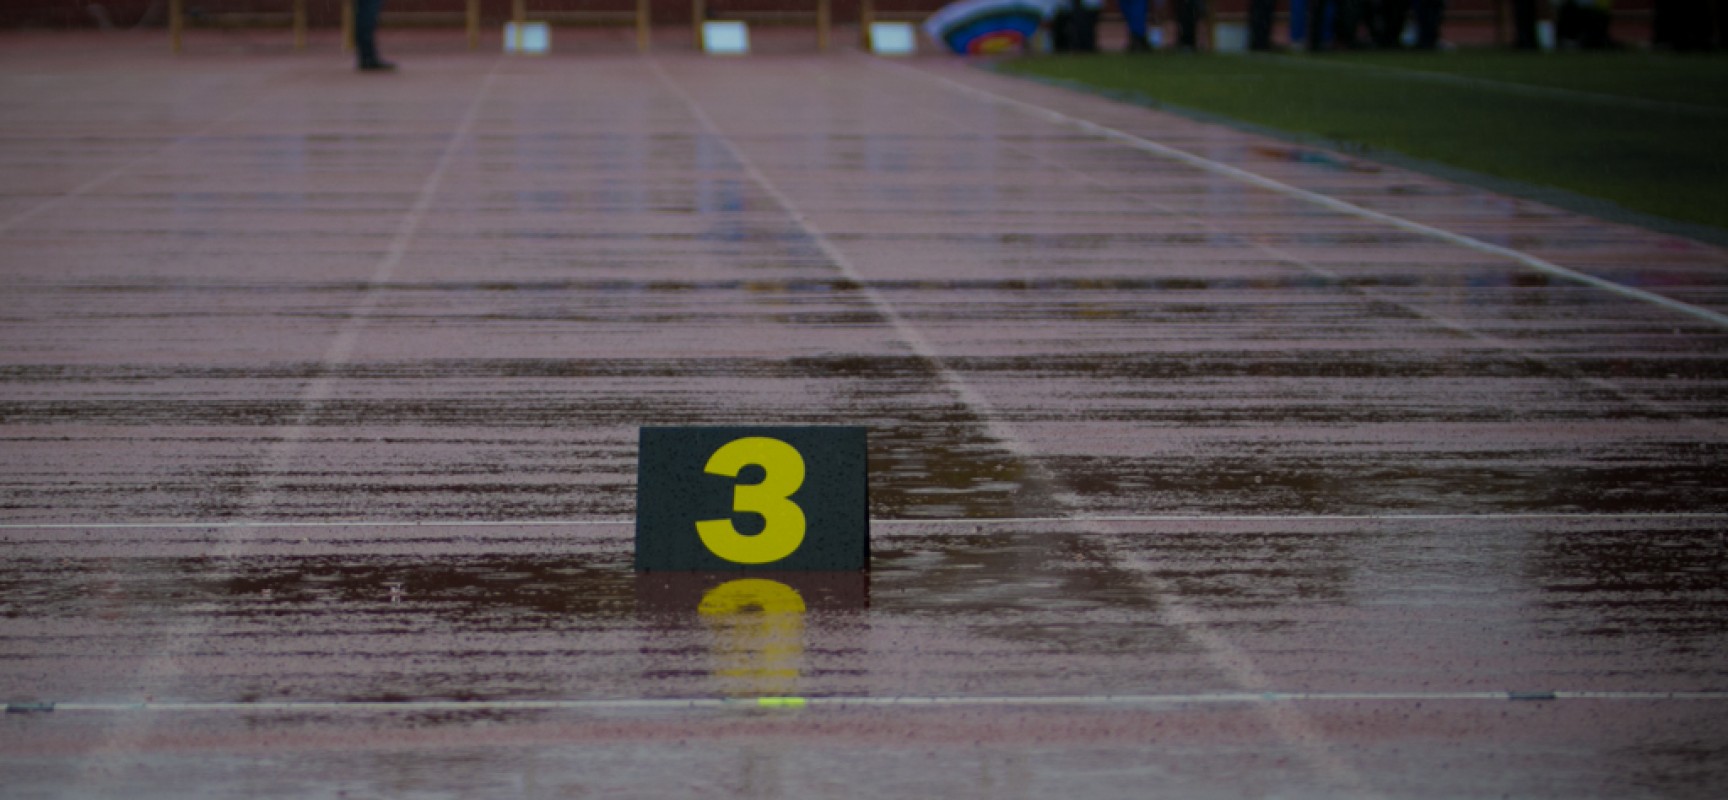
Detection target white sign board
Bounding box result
[703,21,750,55]
[870,22,917,55]
[504,22,550,54]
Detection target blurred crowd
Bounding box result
[1048,0,1728,53]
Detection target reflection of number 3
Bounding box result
[697,437,806,564]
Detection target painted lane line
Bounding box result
[234,68,504,530]
[645,60,1034,476]
[854,78,1728,439]
[873,59,1728,330]
[1256,241,1728,438]
[651,59,1379,800]
[0,94,271,236]
[31,691,1728,714]
[64,63,510,798]
[2,512,1725,531]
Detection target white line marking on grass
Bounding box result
[872,59,1728,330]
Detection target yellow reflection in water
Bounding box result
[698,578,806,697]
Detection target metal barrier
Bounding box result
[169,0,648,53]
[510,0,652,52]
[169,0,483,52]
[169,0,318,52]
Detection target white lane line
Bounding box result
[3,512,1724,531]
[645,60,1034,474]
[0,87,273,236]
[871,59,1728,330]
[896,91,1728,438]
[846,71,1728,439]
[65,64,508,796]
[233,68,502,529]
[652,59,1380,799]
[0,519,629,530]
[26,691,1728,714]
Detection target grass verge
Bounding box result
[998,51,1728,238]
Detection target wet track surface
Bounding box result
[3,35,1728,798]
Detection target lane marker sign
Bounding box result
[635,427,868,572]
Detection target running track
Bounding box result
[2,35,1727,798]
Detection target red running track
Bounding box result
[2,33,1726,798]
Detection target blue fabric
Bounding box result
[1120,0,1148,38]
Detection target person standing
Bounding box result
[1369,0,1410,47]
[355,0,395,71]
[1511,0,1540,48]
[1410,0,1443,48]
[1248,0,1277,48]
[1309,0,1363,50]
[1174,0,1200,50]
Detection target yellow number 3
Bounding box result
[696,437,807,564]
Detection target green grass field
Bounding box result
[1000,52,1728,235]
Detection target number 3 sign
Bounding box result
[635,427,869,572]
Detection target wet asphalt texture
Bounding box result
[2,32,1727,799]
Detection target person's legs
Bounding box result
[1512,0,1537,48]
[354,0,390,69]
[1413,0,1442,48]
[1052,5,1075,52]
[1249,0,1276,48]
[1308,0,1328,49]
[1334,0,1362,47]
[1075,3,1099,51]
[1121,0,1152,50]
[1175,0,1198,48]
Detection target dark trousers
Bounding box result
[1175,0,1201,47]
[355,0,383,65]
[1310,0,1362,49]
[1411,0,1442,48]
[1051,7,1099,51]
[1370,0,1409,46]
[1248,0,1277,48]
[1512,0,1539,48]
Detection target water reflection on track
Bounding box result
[2,41,1727,799]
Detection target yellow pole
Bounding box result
[342,0,354,53]
[1202,1,1215,52]
[468,0,480,50]
[694,0,705,51]
[513,0,526,51]
[817,0,830,50]
[170,0,183,53]
[637,0,651,51]
[860,0,873,50]
[293,0,307,50]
